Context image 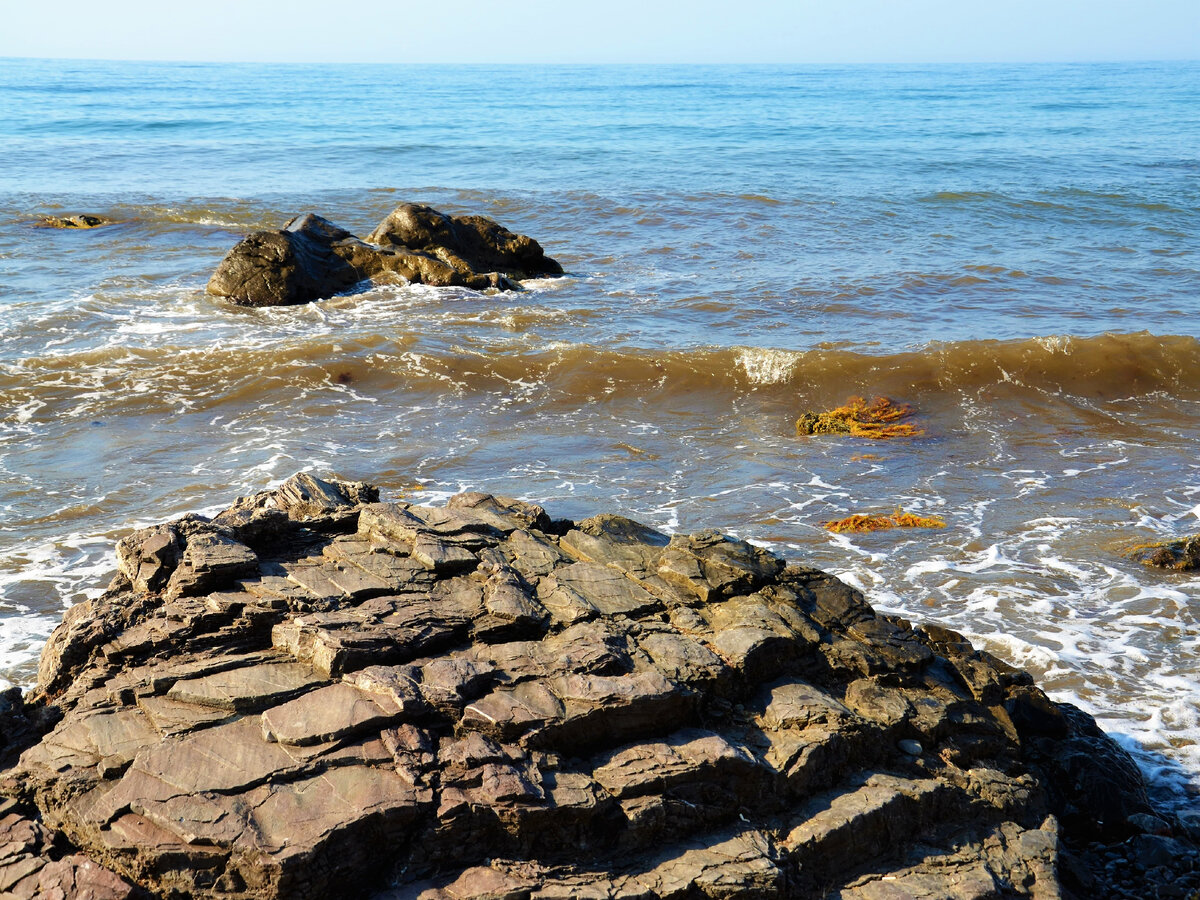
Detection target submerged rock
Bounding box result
[207,204,563,307]
[36,213,116,229]
[1129,536,1200,571]
[0,474,1194,899]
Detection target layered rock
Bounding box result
[206,204,563,307]
[1,474,1196,899]
[0,797,138,899]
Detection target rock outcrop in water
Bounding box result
[1,474,1197,899]
[36,214,116,229]
[1129,536,1200,571]
[206,205,563,307]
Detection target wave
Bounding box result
[2,332,1197,426]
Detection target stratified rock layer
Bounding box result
[206,204,563,306]
[0,474,1190,899]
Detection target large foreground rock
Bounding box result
[2,474,1197,899]
[207,204,563,307]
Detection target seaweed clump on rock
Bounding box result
[1128,536,1200,571]
[206,204,563,307]
[0,473,1196,900]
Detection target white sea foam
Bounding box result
[736,348,800,385]
[826,496,1200,808]
[0,530,119,689]
[520,277,570,291]
[9,399,46,425]
[0,613,57,687]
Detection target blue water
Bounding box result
[5,60,1199,195]
[3,60,1199,350]
[1,58,1200,807]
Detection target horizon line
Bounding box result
[3,54,1198,68]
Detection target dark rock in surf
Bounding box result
[205,214,367,307]
[2,474,1196,900]
[36,214,115,229]
[206,204,563,307]
[1129,535,1200,571]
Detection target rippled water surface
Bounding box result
[1,58,1199,807]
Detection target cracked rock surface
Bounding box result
[1,473,1195,899]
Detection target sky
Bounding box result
[2,0,1198,65]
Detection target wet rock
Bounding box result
[1129,535,1200,571]
[207,204,563,307]
[1022,703,1152,840]
[1,474,1188,900]
[366,203,563,282]
[36,213,115,229]
[206,213,366,307]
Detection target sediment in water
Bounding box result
[0,474,1197,899]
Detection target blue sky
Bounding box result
[3,0,1198,64]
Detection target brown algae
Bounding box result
[796,396,924,440]
[822,508,947,533]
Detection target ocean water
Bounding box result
[1,58,1199,808]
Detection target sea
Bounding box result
[1,58,1198,809]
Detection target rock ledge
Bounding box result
[2,474,1197,900]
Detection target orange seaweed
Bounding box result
[796,396,924,440]
[822,508,946,533]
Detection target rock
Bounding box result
[0,797,138,899]
[1129,536,1200,571]
[1127,812,1172,836]
[115,525,182,594]
[1179,809,1200,842]
[366,203,563,281]
[1021,703,1152,840]
[207,204,563,307]
[898,738,923,756]
[205,213,367,307]
[36,213,115,229]
[1,474,1191,900]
